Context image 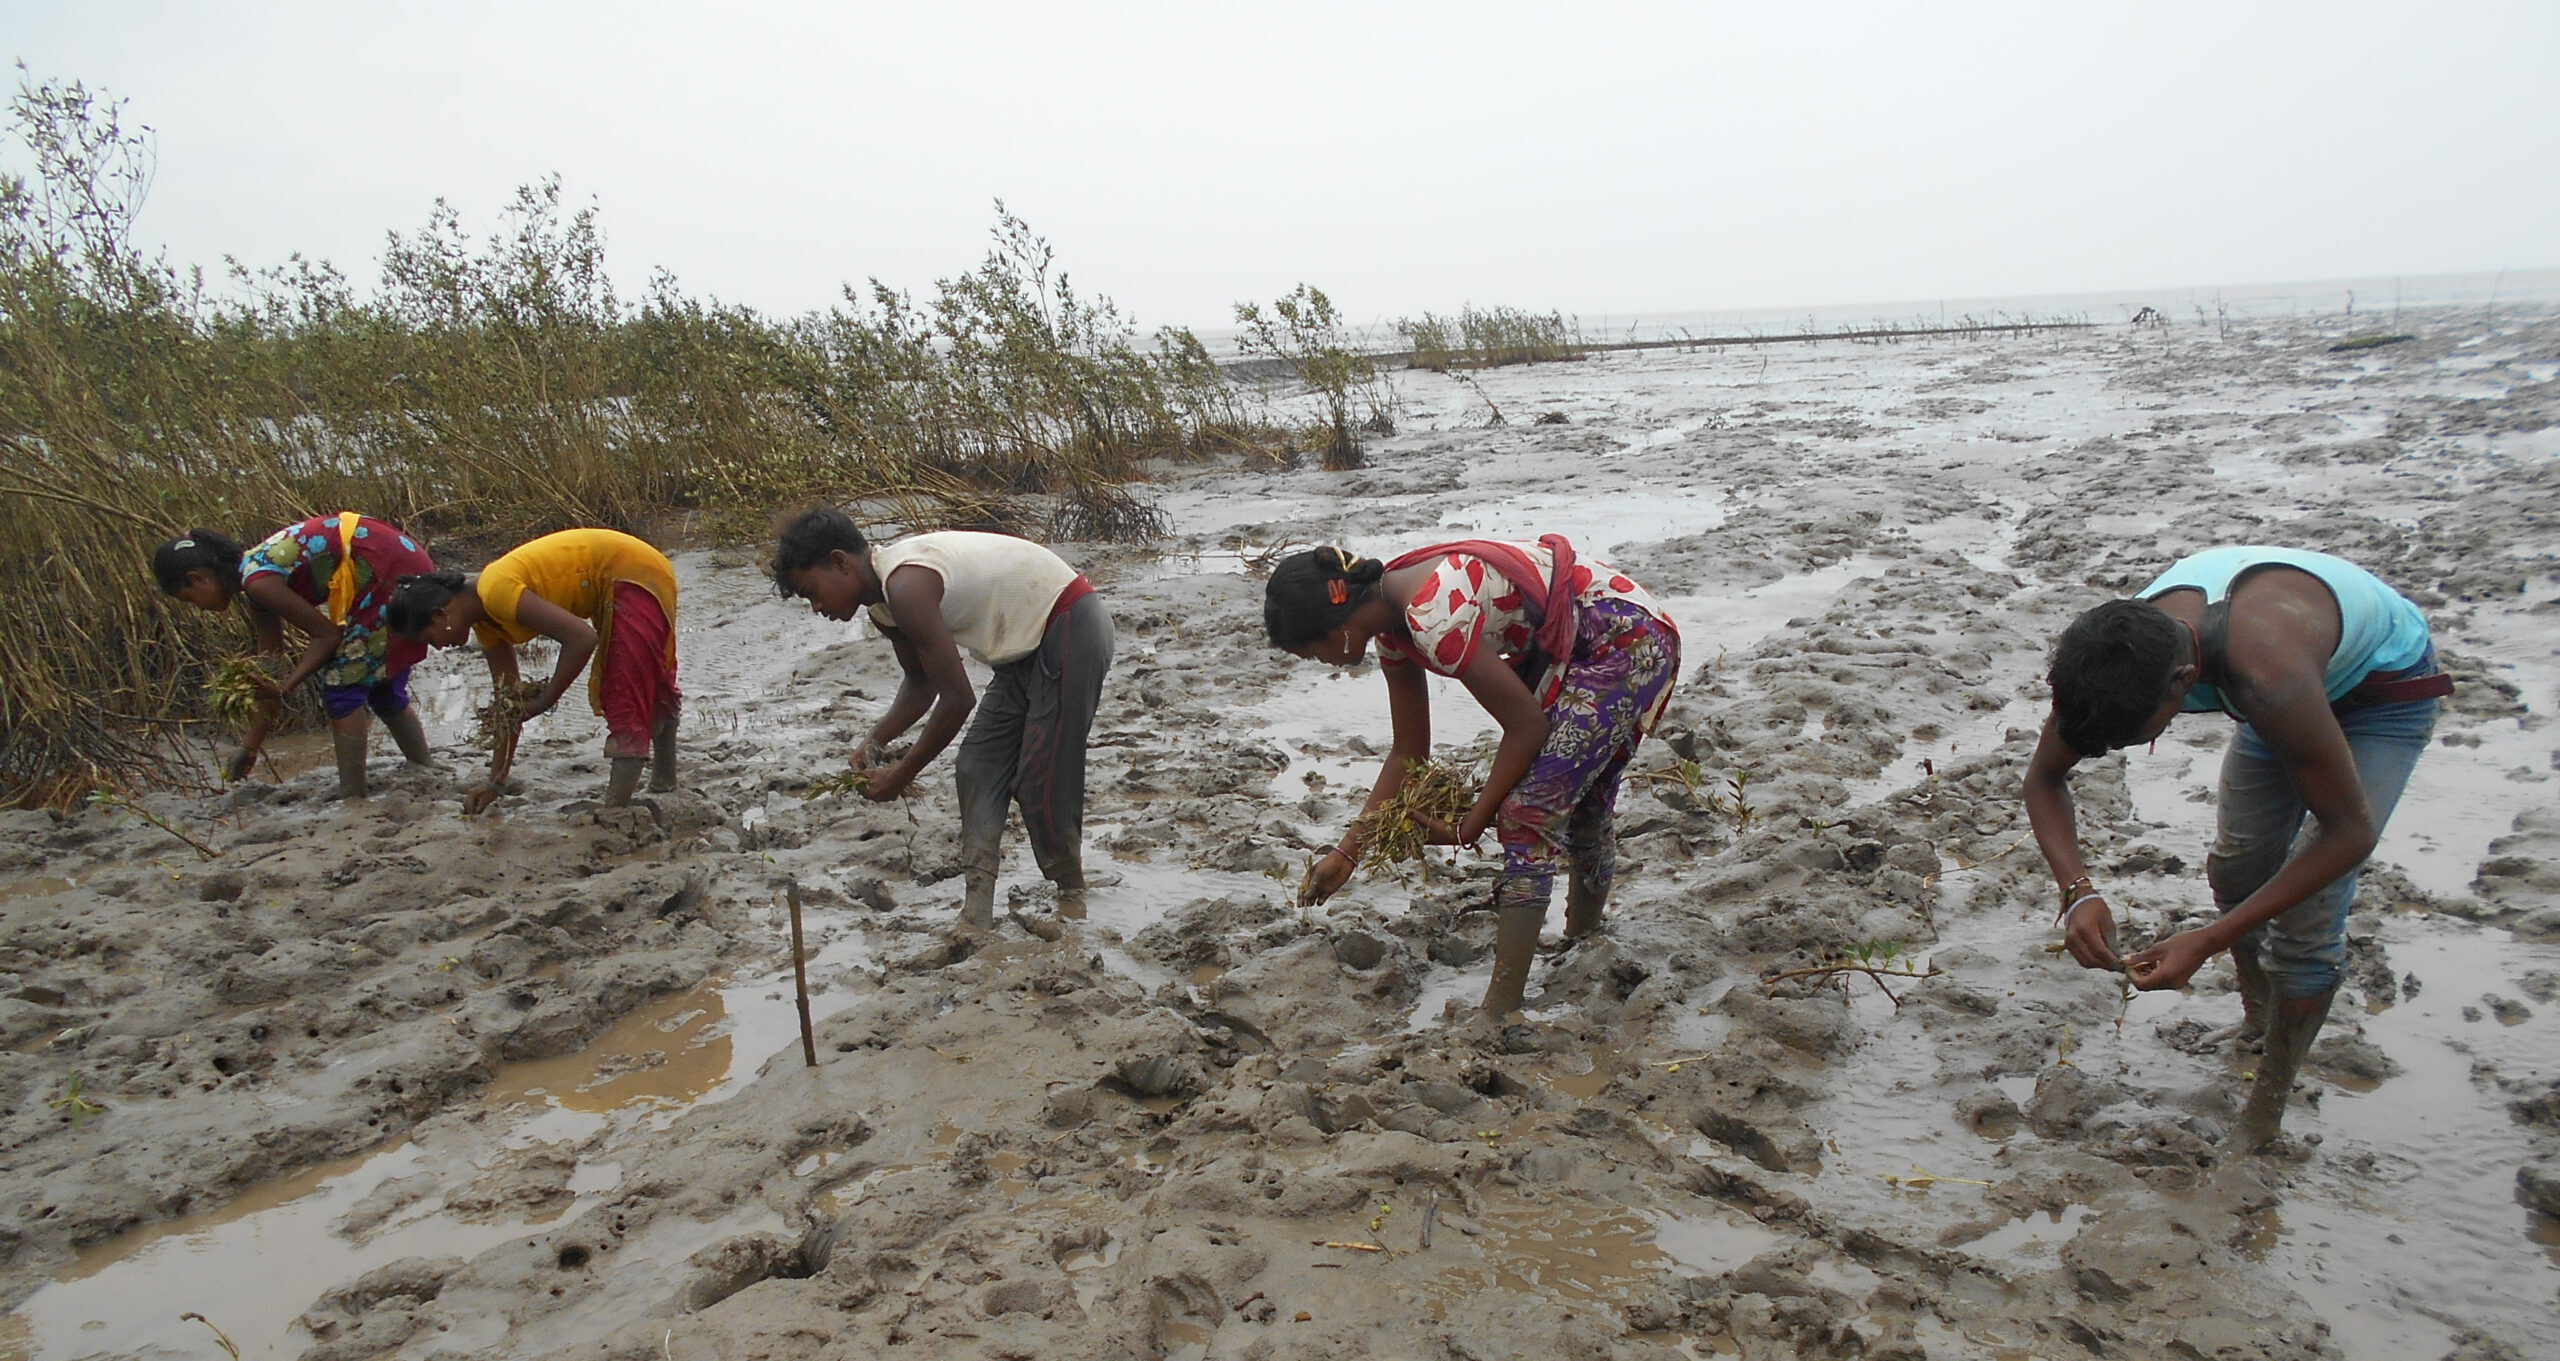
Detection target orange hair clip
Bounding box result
[1326,579,1349,605]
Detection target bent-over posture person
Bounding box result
[771,510,1113,928]
[153,515,439,797]
[1268,539,1679,1017]
[2025,545,2446,1152]
[388,527,681,814]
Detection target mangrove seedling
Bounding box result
[46,1071,104,1127]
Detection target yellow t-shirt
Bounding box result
[471,528,678,710]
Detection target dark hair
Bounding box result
[387,571,469,637]
[770,507,869,594]
[151,529,244,596]
[2049,598,2185,756]
[1263,547,1386,649]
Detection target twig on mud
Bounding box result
[181,1312,242,1359]
[1646,1053,1719,1072]
[1930,833,2028,877]
[1882,1168,1995,1189]
[1761,960,1943,1008]
[85,788,218,859]
[1310,1240,1386,1252]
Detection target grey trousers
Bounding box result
[954,592,1113,891]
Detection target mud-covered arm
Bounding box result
[861,625,937,763]
[860,567,973,801]
[1448,648,1550,845]
[2023,711,2117,969]
[508,592,596,720]
[1303,660,1433,905]
[240,573,342,698]
[478,640,523,797]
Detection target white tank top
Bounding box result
[867,531,1080,665]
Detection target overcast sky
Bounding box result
[7,2,2556,331]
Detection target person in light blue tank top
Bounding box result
[2021,545,2444,1154]
[2140,546,2431,713]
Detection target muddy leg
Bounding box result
[649,696,681,792]
[2229,989,2333,1154]
[1562,815,1613,940]
[605,756,645,809]
[2204,944,2273,1051]
[330,722,371,800]
[383,706,435,767]
[1481,875,1552,1017]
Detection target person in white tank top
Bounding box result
[771,510,1114,928]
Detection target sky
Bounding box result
[6,1,2557,332]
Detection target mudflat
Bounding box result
[4,305,2555,1360]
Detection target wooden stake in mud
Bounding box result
[786,877,816,1068]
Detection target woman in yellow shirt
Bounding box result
[388,528,680,813]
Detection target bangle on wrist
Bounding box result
[1331,843,1359,865]
[2059,891,2104,924]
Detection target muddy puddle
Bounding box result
[8,915,875,1360]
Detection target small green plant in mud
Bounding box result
[2329,333,2415,352]
[46,1070,104,1127]
[1762,936,1942,1007]
[1720,770,1756,830]
[1639,758,1758,834]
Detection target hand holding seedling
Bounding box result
[1301,849,1355,906]
[2122,927,2213,991]
[858,762,915,802]
[2061,894,2123,972]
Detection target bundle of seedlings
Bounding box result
[207,657,272,729]
[473,681,552,752]
[1353,759,1477,884]
[801,769,871,799]
[799,744,912,799]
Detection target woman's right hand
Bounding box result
[220,744,258,783]
[2062,896,2122,971]
[1301,848,1355,907]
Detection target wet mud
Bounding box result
[4,305,2558,1359]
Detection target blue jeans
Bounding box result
[2208,662,2437,999]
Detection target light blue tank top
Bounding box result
[2141,546,2431,712]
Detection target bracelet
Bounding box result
[2059,892,2105,924]
[1329,843,1360,865]
[2056,875,2093,913]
